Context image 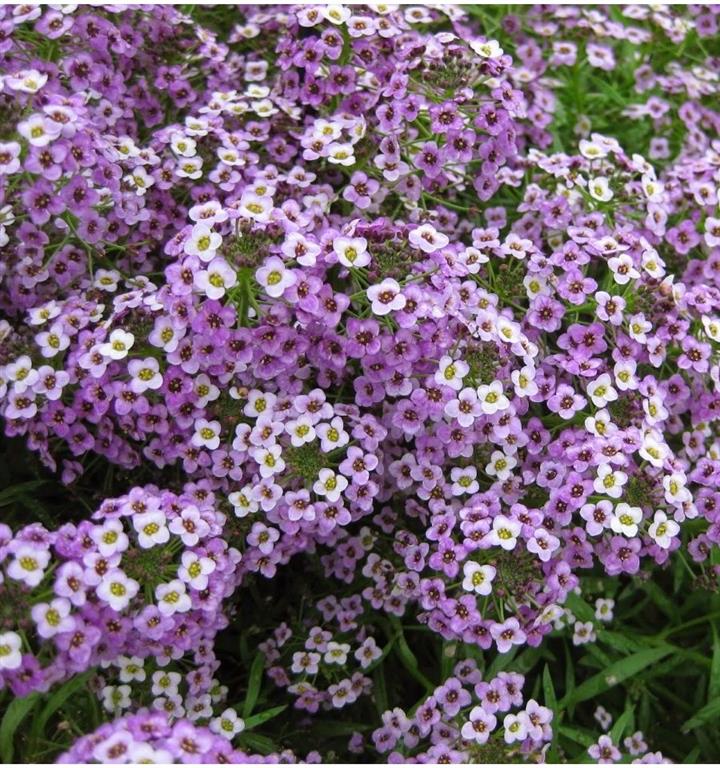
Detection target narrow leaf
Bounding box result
[242,652,265,719]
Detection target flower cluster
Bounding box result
[0,2,718,763]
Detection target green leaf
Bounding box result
[710,625,720,702]
[610,706,634,743]
[565,593,595,622]
[560,647,673,708]
[543,664,557,712]
[389,617,435,691]
[682,697,720,733]
[29,672,92,748]
[243,704,287,731]
[239,732,276,754]
[373,666,388,715]
[242,652,265,719]
[0,693,40,762]
[559,724,596,747]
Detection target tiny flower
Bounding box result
[256,256,296,298]
[461,706,497,745]
[313,469,348,502]
[128,358,163,394]
[194,257,237,300]
[333,236,370,268]
[210,708,245,739]
[133,510,170,549]
[8,544,51,588]
[156,579,192,616]
[185,224,222,262]
[648,510,679,549]
[485,451,517,483]
[588,176,613,202]
[462,562,496,596]
[324,641,351,665]
[192,419,222,450]
[367,278,406,316]
[97,569,140,611]
[435,356,470,391]
[593,464,628,499]
[0,631,23,670]
[477,380,509,414]
[573,620,596,645]
[99,329,135,361]
[503,712,529,743]
[587,373,618,408]
[595,598,615,622]
[611,502,643,537]
[488,514,521,550]
[409,223,449,253]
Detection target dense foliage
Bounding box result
[1,3,720,764]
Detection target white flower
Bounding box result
[326,142,355,166]
[152,670,182,697]
[588,176,613,202]
[608,253,640,285]
[435,356,469,391]
[573,620,596,645]
[316,416,350,453]
[639,431,668,467]
[256,256,296,298]
[31,598,74,638]
[210,708,245,739]
[648,510,679,549]
[611,502,643,537]
[192,418,222,450]
[324,641,351,665]
[503,712,529,744]
[470,39,503,58]
[408,223,449,253]
[587,373,618,408]
[129,166,155,195]
[313,469,348,502]
[228,487,259,518]
[129,357,163,394]
[101,685,132,713]
[170,132,197,157]
[593,464,627,499]
[7,69,48,93]
[0,631,23,670]
[178,550,217,590]
[579,139,608,159]
[485,451,517,482]
[194,257,237,300]
[462,562,496,595]
[282,232,321,267]
[156,579,192,616]
[285,416,317,447]
[333,236,370,268]
[477,380,509,414]
[662,473,691,505]
[97,569,140,611]
[614,360,638,391]
[450,466,479,496]
[118,655,146,683]
[99,329,135,361]
[7,545,51,587]
[489,514,521,550]
[185,224,222,262]
[595,598,615,622]
[323,5,352,25]
[511,366,539,397]
[133,510,170,549]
